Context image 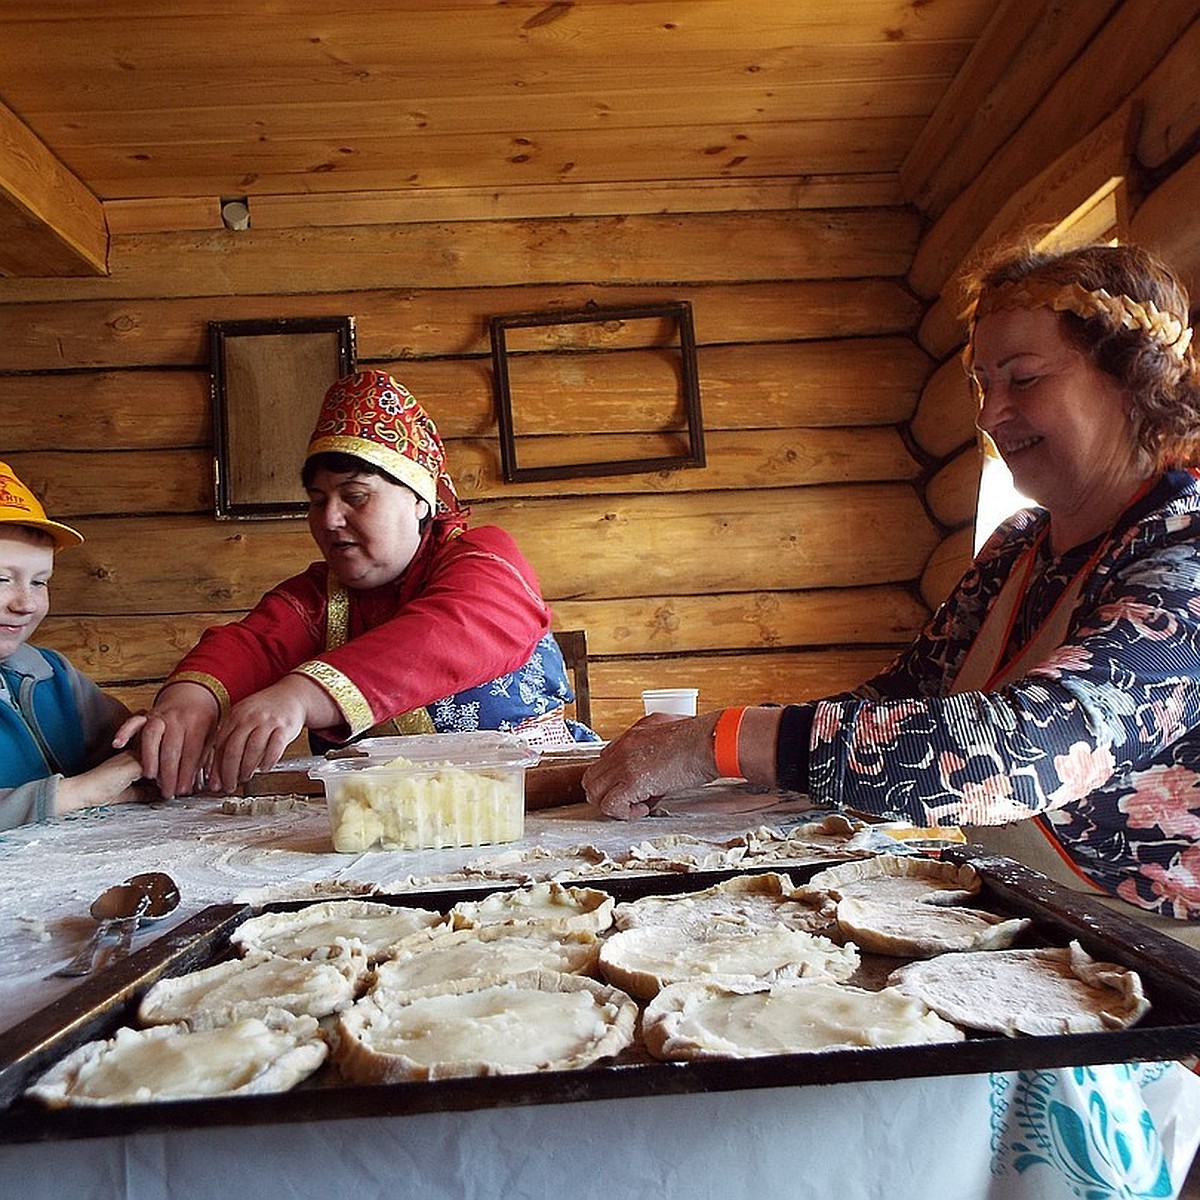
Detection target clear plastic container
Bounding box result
[309,732,540,853]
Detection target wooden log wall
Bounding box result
[0,208,943,740]
[5,4,1197,749]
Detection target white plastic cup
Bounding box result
[641,687,699,716]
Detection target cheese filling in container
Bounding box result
[310,732,540,852]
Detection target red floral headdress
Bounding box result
[306,370,459,515]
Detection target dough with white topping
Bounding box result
[26,1014,327,1107]
[232,898,445,965]
[598,923,859,1001]
[643,977,964,1059]
[888,941,1150,1035]
[449,881,613,934]
[334,970,636,1083]
[138,954,361,1030]
[371,925,600,996]
[613,872,829,937]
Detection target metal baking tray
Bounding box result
[3,846,1200,1145]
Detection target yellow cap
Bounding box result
[0,463,83,551]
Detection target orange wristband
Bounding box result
[713,706,748,779]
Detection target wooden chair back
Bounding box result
[553,629,592,730]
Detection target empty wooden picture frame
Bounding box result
[489,301,705,483]
[210,316,357,518]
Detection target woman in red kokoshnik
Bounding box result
[124,370,596,799]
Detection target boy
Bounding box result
[0,463,145,829]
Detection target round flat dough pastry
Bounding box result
[449,882,613,934]
[598,923,859,1001]
[834,896,1030,958]
[887,940,1150,1036]
[800,855,980,909]
[334,970,637,1083]
[371,925,600,996]
[642,977,965,1060]
[26,1014,327,1107]
[138,954,361,1030]
[613,872,828,936]
[231,899,446,964]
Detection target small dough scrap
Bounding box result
[221,796,298,816]
[26,1014,327,1107]
[642,977,964,1060]
[598,923,859,1001]
[232,899,446,965]
[138,954,361,1030]
[887,941,1150,1036]
[334,970,637,1083]
[459,844,617,884]
[621,834,747,873]
[449,882,613,934]
[732,822,876,867]
[371,925,600,996]
[834,896,1031,958]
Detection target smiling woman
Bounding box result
[123,370,598,801]
[582,237,1200,937]
[971,305,1141,554]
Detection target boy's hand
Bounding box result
[55,750,146,816]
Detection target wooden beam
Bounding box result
[0,97,107,277]
[8,426,922,517]
[920,526,976,611]
[912,104,1135,356]
[906,0,1193,300]
[901,0,1120,219]
[38,586,931,685]
[1133,15,1200,171]
[104,176,906,235]
[0,209,921,303]
[909,358,977,461]
[49,488,940,614]
[1130,147,1200,301]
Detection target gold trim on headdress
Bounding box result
[306,433,437,509]
[972,278,1193,361]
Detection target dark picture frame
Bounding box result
[210,316,356,518]
[489,301,705,484]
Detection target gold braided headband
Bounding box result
[973,278,1194,361]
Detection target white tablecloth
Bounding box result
[2,793,1198,1199]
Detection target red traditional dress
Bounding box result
[166,520,586,746]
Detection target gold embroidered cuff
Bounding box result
[294,661,375,735]
[163,671,231,718]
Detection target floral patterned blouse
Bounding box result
[804,469,1200,919]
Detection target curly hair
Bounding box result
[961,236,1200,469]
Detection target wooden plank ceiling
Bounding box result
[0,1,1095,277]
